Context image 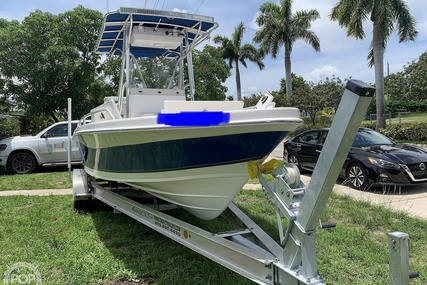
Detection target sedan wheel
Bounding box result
[346,163,368,190]
[287,153,302,172]
[9,152,37,174]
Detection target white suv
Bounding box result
[0,121,82,174]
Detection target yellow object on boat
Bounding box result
[247,159,279,179]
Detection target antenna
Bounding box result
[194,0,205,13]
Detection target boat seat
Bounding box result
[163,100,244,113]
[128,88,185,117]
[90,99,122,122]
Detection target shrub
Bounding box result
[290,118,427,143]
[0,119,21,141]
[386,99,427,113]
[361,122,376,129]
[288,115,333,137]
[316,114,333,126]
[380,122,427,142]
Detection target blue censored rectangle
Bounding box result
[157,111,230,126]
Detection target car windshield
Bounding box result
[352,129,394,147]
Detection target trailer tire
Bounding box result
[73,199,91,213]
[74,198,109,213]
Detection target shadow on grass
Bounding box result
[88,198,258,285]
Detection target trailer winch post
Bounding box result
[280,80,375,281]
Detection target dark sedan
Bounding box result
[283,127,427,190]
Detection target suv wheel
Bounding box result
[9,152,37,174]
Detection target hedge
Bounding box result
[289,116,427,143]
[0,119,21,141]
[379,122,427,142]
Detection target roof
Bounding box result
[96,7,218,58]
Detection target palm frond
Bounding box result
[391,0,418,42]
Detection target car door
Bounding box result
[38,123,81,163]
[294,130,322,170]
[312,130,329,167]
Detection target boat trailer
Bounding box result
[73,80,418,284]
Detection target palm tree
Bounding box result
[214,22,264,101]
[254,0,320,97]
[330,0,417,129]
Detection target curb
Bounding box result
[0,189,72,196]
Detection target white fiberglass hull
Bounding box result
[74,107,302,219]
[84,162,249,220]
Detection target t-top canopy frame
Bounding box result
[96,7,218,59]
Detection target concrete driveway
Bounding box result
[330,178,427,220]
[298,174,427,220]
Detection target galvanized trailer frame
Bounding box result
[73,80,417,284]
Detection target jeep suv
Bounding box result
[0,121,82,174]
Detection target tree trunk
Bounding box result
[372,25,386,130]
[235,61,242,101]
[285,52,292,97]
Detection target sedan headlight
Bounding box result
[0,144,7,151]
[368,157,401,169]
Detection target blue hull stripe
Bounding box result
[83,131,287,173]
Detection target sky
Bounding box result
[0,0,426,98]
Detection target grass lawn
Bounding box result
[364,112,427,124]
[0,171,73,190]
[0,189,426,285]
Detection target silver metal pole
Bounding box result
[125,20,132,117]
[67,98,72,182]
[187,51,195,101]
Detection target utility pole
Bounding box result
[387,61,390,78]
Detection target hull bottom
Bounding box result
[84,162,252,220]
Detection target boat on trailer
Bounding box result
[71,10,418,280]
[73,7,302,220]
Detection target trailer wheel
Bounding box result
[73,199,89,213]
[74,198,106,213]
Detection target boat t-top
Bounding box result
[73,7,303,220]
